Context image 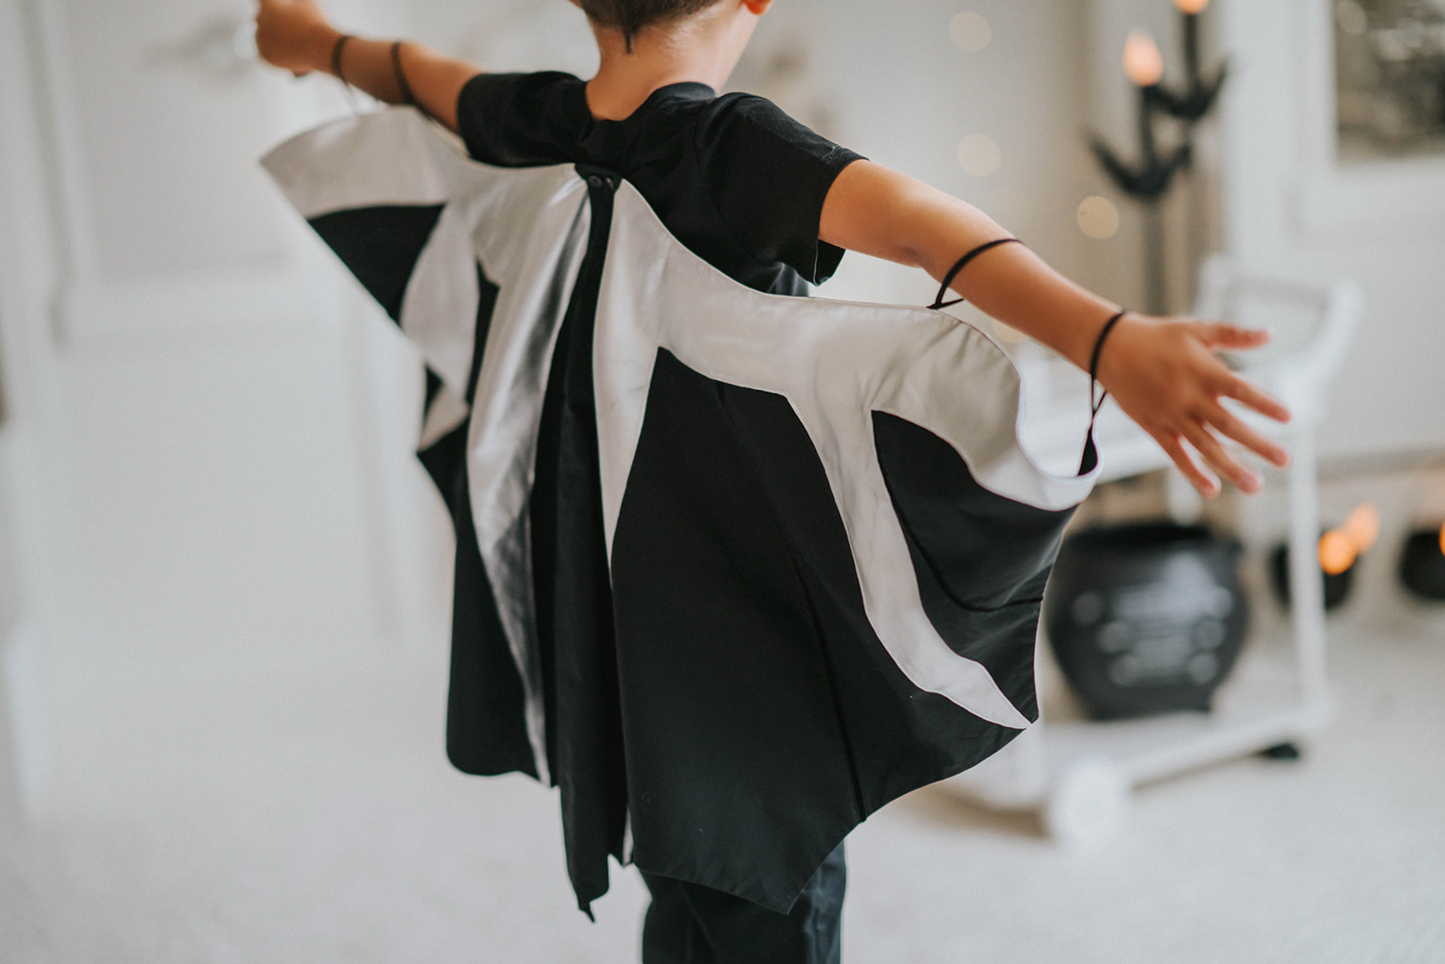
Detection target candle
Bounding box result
[1174,0,1210,91]
[1123,30,1163,163]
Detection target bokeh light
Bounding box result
[957,134,1001,176]
[1342,503,1381,553]
[1123,30,1164,87]
[949,12,993,52]
[1318,530,1357,577]
[1077,196,1120,240]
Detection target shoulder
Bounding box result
[690,93,864,286]
[693,92,860,178]
[457,71,589,167]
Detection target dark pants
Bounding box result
[639,842,846,964]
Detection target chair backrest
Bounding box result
[1192,256,1365,428]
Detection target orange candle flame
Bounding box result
[1342,503,1381,554]
[1318,530,1357,577]
[1174,0,1210,13]
[1123,30,1165,87]
[1438,522,1444,557]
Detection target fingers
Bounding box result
[1182,422,1263,494]
[1220,374,1291,424]
[1157,432,1221,498]
[1205,402,1291,469]
[1196,322,1271,350]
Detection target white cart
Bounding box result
[944,257,1364,847]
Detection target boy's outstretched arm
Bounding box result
[254,0,478,132]
[819,160,1292,497]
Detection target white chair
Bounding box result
[948,256,1364,848]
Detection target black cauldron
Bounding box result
[1044,523,1249,720]
[1399,528,1445,602]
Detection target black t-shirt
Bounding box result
[456,71,863,296]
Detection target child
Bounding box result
[255,2,1291,961]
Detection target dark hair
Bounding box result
[577,0,725,49]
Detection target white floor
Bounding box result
[3,564,1444,962]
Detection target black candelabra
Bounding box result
[1088,0,1228,315]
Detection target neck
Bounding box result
[584,7,757,120]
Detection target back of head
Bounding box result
[578,0,725,49]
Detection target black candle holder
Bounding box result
[1152,61,1230,127]
[1087,10,1229,316]
[1088,128,1191,203]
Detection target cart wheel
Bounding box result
[1044,758,1131,850]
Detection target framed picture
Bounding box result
[1334,0,1445,162]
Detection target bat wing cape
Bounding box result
[263,108,1098,915]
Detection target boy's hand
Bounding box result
[255,0,337,76]
[1095,315,1292,497]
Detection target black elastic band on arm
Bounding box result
[1078,309,1129,476]
[391,40,435,122]
[928,237,1025,310]
[331,34,352,84]
[391,41,416,105]
[330,34,362,112]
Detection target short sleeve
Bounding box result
[457,72,588,168]
[697,96,864,285]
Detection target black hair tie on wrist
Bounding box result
[928,237,1025,311]
[390,40,436,121]
[391,40,416,106]
[331,34,353,87]
[331,34,362,112]
[1078,309,1128,476]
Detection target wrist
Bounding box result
[309,24,346,76]
[1092,313,1151,388]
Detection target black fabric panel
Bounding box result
[611,351,861,914]
[309,205,446,322]
[439,431,539,779]
[413,259,533,778]
[466,264,500,400]
[872,412,1075,721]
[529,173,628,917]
[712,379,1030,820]
[612,352,1067,912]
[423,367,444,416]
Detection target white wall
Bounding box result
[1216,0,1445,462]
[0,0,453,813]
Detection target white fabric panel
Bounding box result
[593,184,1098,730]
[262,109,456,218]
[418,387,470,451]
[461,183,590,787]
[398,201,481,393]
[265,110,592,782]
